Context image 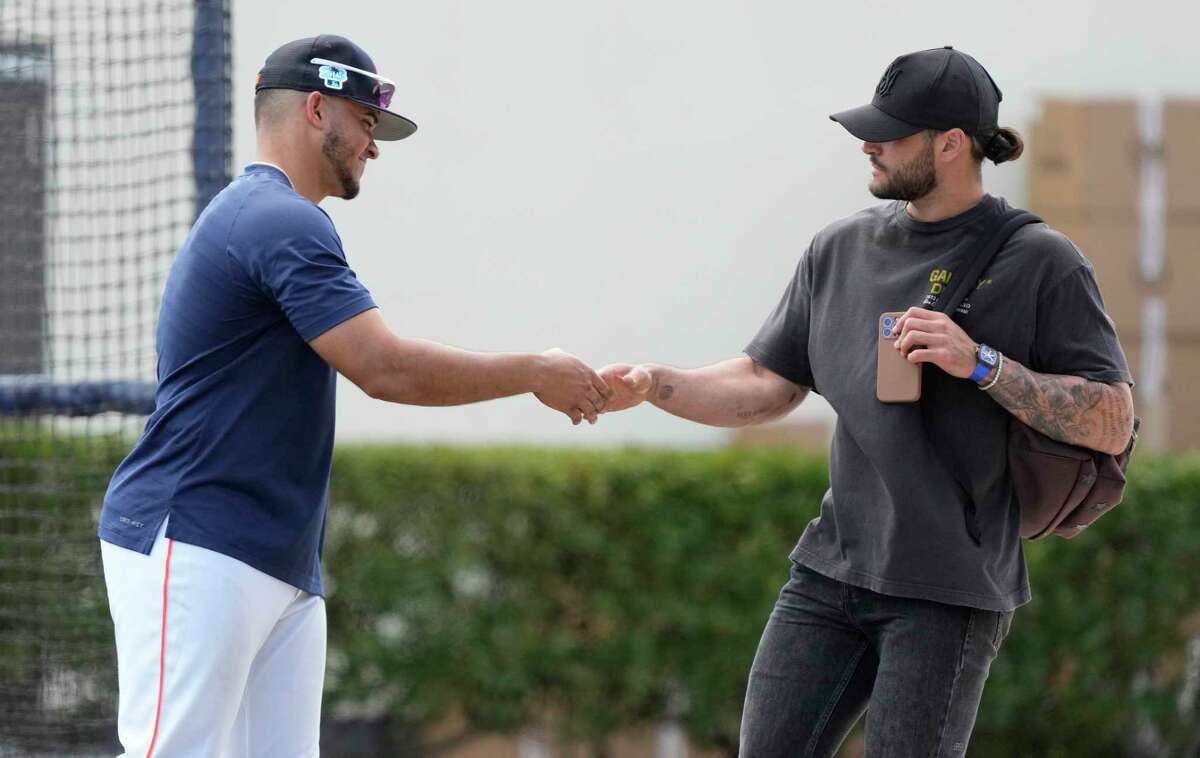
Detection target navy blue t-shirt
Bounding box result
[99,164,377,595]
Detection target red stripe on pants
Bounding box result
[145,538,173,758]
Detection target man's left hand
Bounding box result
[892,307,978,380]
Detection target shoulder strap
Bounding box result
[933,208,1042,316]
[921,206,1041,546]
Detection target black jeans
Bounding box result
[740,561,1013,758]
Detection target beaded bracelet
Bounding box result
[979,352,1004,391]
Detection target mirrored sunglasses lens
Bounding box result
[377,83,394,109]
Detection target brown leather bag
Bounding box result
[1008,417,1139,539]
[933,209,1140,541]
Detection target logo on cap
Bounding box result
[876,65,902,97]
[318,64,348,91]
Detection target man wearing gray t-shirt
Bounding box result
[600,47,1134,756]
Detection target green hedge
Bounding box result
[3,432,1199,755]
[324,446,1200,756]
[976,454,1200,757]
[324,446,826,753]
[0,426,128,751]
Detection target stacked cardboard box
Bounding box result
[1028,99,1200,451]
[1163,102,1200,450]
[1028,101,1142,331]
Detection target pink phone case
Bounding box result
[876,312,921,403]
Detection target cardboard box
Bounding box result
[1039,212,1144,331]
[1165,100,1200,214]
[1122,337,1143,388]
[1165,340,1200,451]
[1028,100,1140,213]
[1165,223,1200,336]
[1119,337,1170,453]
[1130,336,1200,453]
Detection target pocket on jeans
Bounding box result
[990,610,1014,649]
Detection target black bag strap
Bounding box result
[921,207,1042,545]
[932,209,1042,318]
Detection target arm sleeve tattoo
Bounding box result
[987,357,1134,454]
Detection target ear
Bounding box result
[938,128,970,162]
[303,91,327,131]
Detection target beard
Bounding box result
[322,128,361,200]
[869,140,937,201]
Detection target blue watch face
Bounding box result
[978,345,999,367]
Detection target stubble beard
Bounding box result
[869,140,937,201]
[322,128,361,200]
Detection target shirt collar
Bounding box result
[245,162,295,189]
[894,194,998,234]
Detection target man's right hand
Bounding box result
[598,357,809,427]
[533,348,613,425]
[597,363,655,413]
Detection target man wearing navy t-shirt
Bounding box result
[98,35,611,756]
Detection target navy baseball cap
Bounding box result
[256,35,417,141]
[830,46,1002,143]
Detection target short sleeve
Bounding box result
[242,207,377,342]
[1030,265,1133,385]
[745,246,815,389]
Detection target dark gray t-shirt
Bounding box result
[746,195,1132,612]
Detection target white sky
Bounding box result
[231,0,1200,447]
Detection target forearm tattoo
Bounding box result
[734,396,800,421]
[648,371,676,405]
[735,361,802,422]
[988,358,1133,453]
[735,406,770,420]
[647,372,675,403]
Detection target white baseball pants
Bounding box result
[101,519,326,757]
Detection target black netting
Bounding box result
[0,1,231,752]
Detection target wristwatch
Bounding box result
[970,343,1000,384]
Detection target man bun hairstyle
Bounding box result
[972,127,1024,165]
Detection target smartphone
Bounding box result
[877,311,921,403]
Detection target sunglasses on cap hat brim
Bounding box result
[309,57,396,110]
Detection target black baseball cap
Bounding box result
[256,35,417,141]
[830,46,1002,143]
